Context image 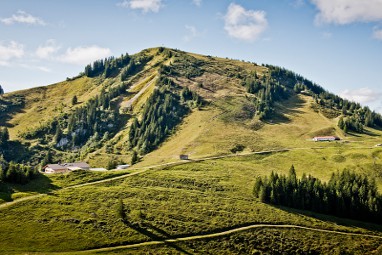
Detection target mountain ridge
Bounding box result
[0,47,381,169]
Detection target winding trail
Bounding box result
[0,146,375,210]
[0,148,291,210]
[66,224,382,254]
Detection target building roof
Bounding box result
[45,164,67,170]
[44,162,90,171]
[313,136,339,139]
[61,162,90,168]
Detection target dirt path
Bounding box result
[0,193,46,210]
[0,146,374,210]
[65,224,382,254]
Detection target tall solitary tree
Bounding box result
[0,85,4,95]
[71,95,78,106]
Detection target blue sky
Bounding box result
[1,0,382,112]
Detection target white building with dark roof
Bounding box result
[44,162,90,174]
[312,136,340,142]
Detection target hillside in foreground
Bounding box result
[0,47,382,254]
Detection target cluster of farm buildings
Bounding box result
[42,137,342,174]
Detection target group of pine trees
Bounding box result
[159,52,204,79]
[84,52,153,80]
[0,127,9,146]
[253,166,382,223]
[21,82,128,153]
[242,72,289,120]
[267,66,382,133]
[55,83,127,149]
[84,54,131,78]
[128,76,201,154]
[0,156,38,184]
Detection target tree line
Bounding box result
[84,52,153,80]
[128,76,201,154]
[21,82,128,154]
[242,72,289,120]
[253,166,382,224]
[267,66,382,132]
[84,54,131,78]
[0,156,38,184]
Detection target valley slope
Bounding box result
[1,47,382,254]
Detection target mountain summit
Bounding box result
[1,47,381,168]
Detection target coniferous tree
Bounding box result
[0,85,4,95]
[131,150,138,165]
[254,167,382,223]
[0,127,9,145]
[71,95,78,106]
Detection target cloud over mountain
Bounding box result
[224,3,268,42]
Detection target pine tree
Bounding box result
[54,126,62,145]
[0,85,4,95]
[71,95,78,105]
[338,117,345,130]
[131,150,138,165]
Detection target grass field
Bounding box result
[2,48,382,254]
[0,169,131,204]
[1,147,382,254]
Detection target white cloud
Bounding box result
[0,41,24,62]
[224,3,268,42]
[311,0,382,25]
[35,39,60,59]
[340,87,382,104]
[58,45,111,65]
[118,0,163,13]
[373,27,382,40]
[1,10,46,26]
[183,25,200,42]
[192,0,202,7]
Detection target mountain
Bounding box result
[1,47,382,254]
[1,47,381,169]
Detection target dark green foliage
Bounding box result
[107,158,119,170]
[242,71,289,120]
[230,144,245,153]
[0,161,38,184]
[22,83,128,151]
[120,54,153,81]
[341,116,364,133]
[180,86,202,108]
[0,85,4,95]
[116,199,127,222]
[267,65,382,132]
[254,167,382,224]
[0,127,9,145]
[84,53,131,78]
[131,150,138,165]
[71,95,77,105]
[128,78,195,154]
[0,94,24,116]
[160,53,204,79]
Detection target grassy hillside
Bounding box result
[1,149,382,254]
[1,47,382,254]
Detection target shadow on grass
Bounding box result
[265,95,306,125]
[272,204,382,233]
[0,174,60,203]
[123,220,195,255]
[363,129,381,137]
